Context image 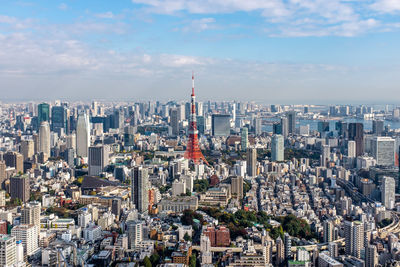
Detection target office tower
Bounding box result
[348,123,364,156]
[131,167,149,213]
[170,108,179,136]
[323,220,334,243]
[348,141,356,158]
[246,148,257,177]
[184,74,208,165]
[286,111,296,135]
[39,121,51,157]
[112,198,121,220]
[371,137,395,166]
[196,102,203,116]
[253,117,262,135]
[372,120,384,136]
[200,234,212,264]
[197,116,205,135]
[284,232,291,259]
[318,121,330,134]
[11,224,38,256]
[20,140,34,160]
[88,145,109,176]
[321,145,330,167]
[178,103,185,121]
[0,235,16,266]
[0,162,6,187]
[365,245,377,267]
[64,148,75,167]
[76,113,90,158]
[37,103,50,125]
[271,134,284,162]
[281,117,289,138]
[113,109,124,129]
[276,236,284,265]
[10,175,30,203]
[240,127,248,151]
[126,220,143,249]
[124,126,136,147]
[211,114,231,136]
[4,152,23,174]
[51,106,67,133]
[381,176,395,209]
[344,220,364,258]
[231,176,243,199]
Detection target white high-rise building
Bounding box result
[348,140,356,158]
[126,220,143,249]
[200,234,212,264]
[78,209,92,228]
[371,137,395,166]
[344,220,364,259]
[11,224,38,256]
[382,176,395,209]
[0,235,16,267]
[271,134,284,162]
[39,121,51,157]
[76,113,90,158]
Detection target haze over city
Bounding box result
[1,0,400,102]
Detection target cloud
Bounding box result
[95,12,115,19]
[58,3,68,10]
[370,0,400,13]
[180,17,216,32]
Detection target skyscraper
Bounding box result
[276,236,284,265]
[246,148,257,177]
[88,145,109,176]
[281,117,289,138]
[126,220,143,249]
[286,111,296,135]
[253,117,262,135]
[20,140,34,161]
[381,176,395,209]
[212,114,231,136]
[321,145,330,167]
[170,108,179,136]
[200,234,212,264]
[372,120,384,136]
[10,175,30,203]
[348,123,364,156]
[51,105,67,133]
[348,140,356,158]
[131,167,149,213]
[344,220,364,258]
[37,103,50,125]
[240,127,248,151]
[271,134,284,162]
[39,121,51,157]
[284,232,292,260]
[323,220,334,243]
[4,152,24,174]
[365,245,378,267]
[371,137,395,166]
[231,176,243,199]
[76,113,90,158]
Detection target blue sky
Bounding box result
[1,0,400,103]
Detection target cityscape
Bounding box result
[2,1,400,267]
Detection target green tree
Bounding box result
[184,232,192,242]
[150,253,160,265]
[189,255,196,267]
[143,256,152,267]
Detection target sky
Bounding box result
[1,0,400,104]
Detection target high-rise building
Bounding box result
[365,245,377,267]
[76,113,90,158]
[231,176,243,199]
[4,152,24,174]
[276,236,284,265]
[253,117,262,135]
[37,103,50,125]
[211,114,230,136]
[200,234,212,264]
[348,123,364,156]
[281,117,289,138]
[170,108,179,136]
[344,220,364,258]
[39,121,51,157]
[10,174,30,203]
[284,232,292,260]
[11,224,38,256]
[51,106,68,133]
[131,167,149,213]
[318,252,343,267]
[323,220,334,243]
[240,127,248,151]
[348,140,356,158]
[88,145,109,176]
[20,140,34,161]
[112,198,121,221]
[0,162,6,187]
[271,134,284,162]
[246,148,257,177]
[381,176,395,209]
[321,145,330,167]
[371,137,395,166]
[372,120,384,136]
[0,235,16,266]
[126,220,143,249]
[286,111,296,135]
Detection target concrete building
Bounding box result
[381,176,395,209]
[88,145,109,176]
[0,235,16,267]
[371,136,395,166]
[271,134,284,162]
[76,113,90,158]
[246,148,257,177]
[11,224,38,256]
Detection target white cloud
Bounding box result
[95,12,115,19]
[58,3,68,10]
[370,0,400,13]
[181,17,216,32]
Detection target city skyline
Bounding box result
[1,0,400,102]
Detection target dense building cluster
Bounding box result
[0,97,400,267]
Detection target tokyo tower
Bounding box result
[184,73,208,165]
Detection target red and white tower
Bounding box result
[184,73,208,165]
